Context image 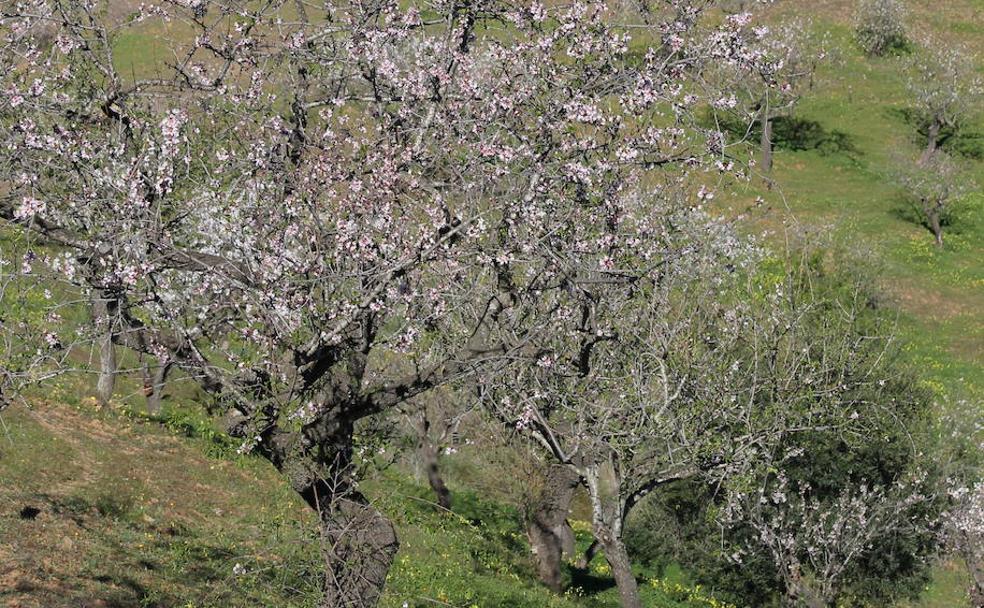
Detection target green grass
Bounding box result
[0,399,737,608]
[720,14,984,403]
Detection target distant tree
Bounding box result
[722,17,827,172]
[905,39,983,165]
[895,152,974,247]
[854,0,907,57]
[402,392,469,511]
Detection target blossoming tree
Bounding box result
[1,0,774,604]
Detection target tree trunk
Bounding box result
[920,119,941,166]
[760,104,774,173]
[415,415,452,510]
[584,466,642,608]
[527,464,580,592]
[782,568,827,608]
[927,207,944,248]
[96,330,116,406]
[144,359,172,416]
[93,296,118,406]
[602,535,643,608]
[318,491,400,608]
[420,439,452,510]
[272,433,400,608]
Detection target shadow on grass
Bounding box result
[709,111,861,159]
[889,192,981,241]
[567,566,618,595]
[888,108,984,160]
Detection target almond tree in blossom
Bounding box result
[1,1,774,604]
[722,16,825,173]
[729,467,943,608]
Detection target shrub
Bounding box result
[855,0,908,56]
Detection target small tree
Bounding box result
[905,39,983,165]
[402,392,469,511]
[721,17,826,172]
[895,152,974,247]
[947,481,984,606]
[854,0,907,57]
[728,467,943,608]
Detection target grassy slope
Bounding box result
[0,398,732,608]
[742,0,984,403]
[2,1,982,607]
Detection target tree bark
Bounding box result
[318,491,399,608]
[527,464,579,592]
[144,359,172,416]
[602,535,643,608]
[760,104,774,173]
[927,207,944,248]
[420,439,452,511]
[920,119,941,166]
[93,296,118,406]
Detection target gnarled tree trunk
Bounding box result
[319,492,400,607]
[527,464,579,592]
[227,408,400,608]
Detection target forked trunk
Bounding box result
[527,464,579,592]
[920,120,941,166]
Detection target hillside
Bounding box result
[0,399,743,608]
[1,0,982,607]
